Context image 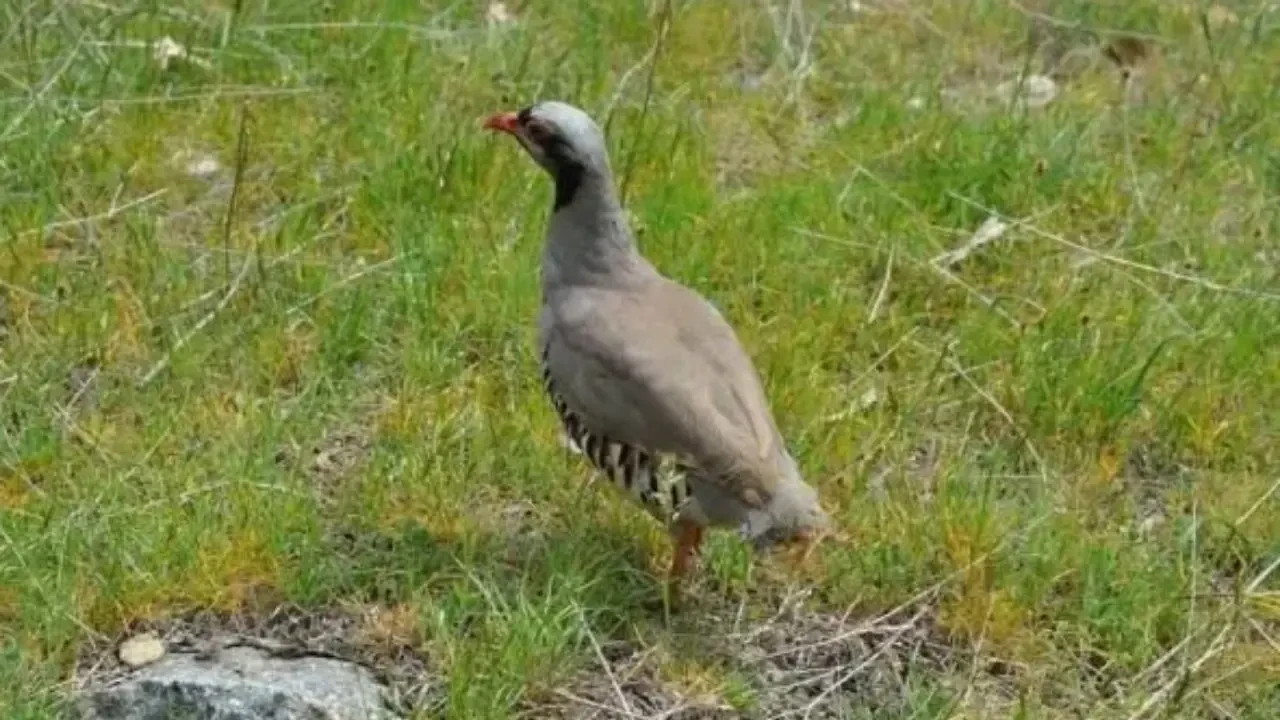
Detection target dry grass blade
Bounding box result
[138,251,254,387]
[576,603,634,717]
[602,44,660,133]
[284,255,401,315]
[1244,555,1280,595]
[768,512,1051,663]
[1244,617,1280,657]
[1126,624,1233,720]
[42,87,318,108]
[927,343,1048,481]
[931,216,1010,268]
[1130,631,1199,686]
[866,245,893,324]
[17,190,168,238]
[788,607,929,719]
[1005,0,1168,43]
[0,31,86,142]
[551,688,646,719]
[950,193,1280,301]
[1234,477,1280,528]
[928,253,1024,328]
[243,21,465,39]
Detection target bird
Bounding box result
[482,100,831,599]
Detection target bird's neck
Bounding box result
[542,168,648,288]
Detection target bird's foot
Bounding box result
[660,519,704,613]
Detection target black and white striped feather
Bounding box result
[540,345,692,522]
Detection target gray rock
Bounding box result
[79,645,400,720]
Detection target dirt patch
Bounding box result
[523,595,989,719]
[73,603,443,716]
[1121,441,1189,538]
[732,606,959,718]
[306,428,374,483]
[64,359,102,412]
[524,641,735,719]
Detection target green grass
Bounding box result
[2,0,1279,717]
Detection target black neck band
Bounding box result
[553,161,585,211]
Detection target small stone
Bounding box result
[170,149,221,180]
[151,36,211,71]
[866,463,891,500]
[186,156,221,179]
[855,386,881,412]
[118,633,166,668]
[737,71,766,92]
[486,2,516,27]
[994,74,1058,109]
[1137,513,1165,537]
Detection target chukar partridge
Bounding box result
[483,101,830,594]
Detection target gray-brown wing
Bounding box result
[543,282,782,507]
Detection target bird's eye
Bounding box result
[524,120,551,143]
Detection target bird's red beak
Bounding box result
[483,111,520,135]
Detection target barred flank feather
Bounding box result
[541,347,691,522]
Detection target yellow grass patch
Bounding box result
[80,528,281,632]
[654,652,733,709]
[350,601,424,650]
[105,281,150,365]
[938,524,1031,649]
[0,470,34,510]
[254,324,317,389]
[0,586,19,624]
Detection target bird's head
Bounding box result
[483,101,610,183]
[739,478,832,556]
[736,451,845,568]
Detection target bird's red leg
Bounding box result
[667,519,704,603]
